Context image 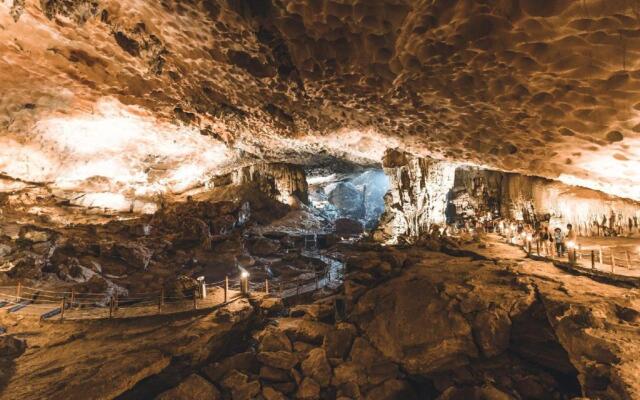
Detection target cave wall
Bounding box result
[450,167,640,233]
[376,152,640,243]
[213,162,308,207]
[500,174,640,235]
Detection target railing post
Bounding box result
[224,276,229,303]
[60,295,65,321]
[599,247,603,265]
[114,293,119,311]
[70,289,75,307]
[158,288,164,311]
[16,282,21,301]
[109,296,114,319]
[193,291,197,310]
[296,277,301,297]
[591,250,595,270]
[611,253,616,273]
[625,251,631,269]
[315,273,319,290]
[265,279,269,295]
[536,241,540,256]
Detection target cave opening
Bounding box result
[306,167,389,236]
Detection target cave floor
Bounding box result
[0,236,639,399]
[461,235,640,399]
[480,234,640,279]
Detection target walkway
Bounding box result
[478,234,640,287]
[0,251,345,321]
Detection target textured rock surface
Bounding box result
[375,149,456,243]
[0,298,254,400]
[375,150,640,242]
[2,1,640,201]
[344,238,640,400]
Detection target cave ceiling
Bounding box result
[1,0,640,200]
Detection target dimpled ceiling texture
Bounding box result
[1,0,640,200]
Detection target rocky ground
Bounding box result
[1,189,639,400]
[0,184,333,301]
[23,235,626,400]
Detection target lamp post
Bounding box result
[240,270,250,296]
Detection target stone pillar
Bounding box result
[374,149,456,243]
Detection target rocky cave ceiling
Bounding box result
[1,0,640,201]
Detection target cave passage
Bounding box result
[307,168,389,234]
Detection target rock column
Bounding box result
[374,149,456,243]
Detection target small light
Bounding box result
[241,271,249,278]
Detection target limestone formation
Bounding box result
[3,1,640,202]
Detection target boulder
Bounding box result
[349,338,399,385]
[0,335,26,358]
[231,380,261,400]
[220,369,248,390]
[332,362,367,386]
[335,218,364,235]
[113,242,152,270]
[257,351,298,370]
[290,303,333,321]
[0,243,13,257]
[249,237,281,256]
[301,348,332,387]
[296,377,320,400]
[365,379,416,400]
[277,318,333,345]
[155,374,220,400]
[323,323,356,359]
[259,329,293,353]
[203,352,256,382]
[262,386,287,400]
[259,365,290,382]
[259,297,285,316]
[472,309,511,358]
[351,274,479,375]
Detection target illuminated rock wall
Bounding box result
[374,150,456,243]
[500,175,640,235]
[216,162,309,207]
[377,158,640,242]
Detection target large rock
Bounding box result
[365,379,417,400]
[249,237,281,256]
[155,374,220,400]
[259,329,293,353]
[332,362,367,387]
[203,352,257,382]
[257,351,298,370]
[0,335,26,358]
[262,386,287,400]
[277,318,333,345]
[296,377,320,400]
[301,348,332,387]
[259,365,291,382]
[231,381,261,400]
[334,218,364,235]
[349,258,538,376]
[323,323,356,359]
[328,182,365,220]
[113,242,152,270]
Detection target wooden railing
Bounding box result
[0,252,345,321]
[510,235,640,275]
